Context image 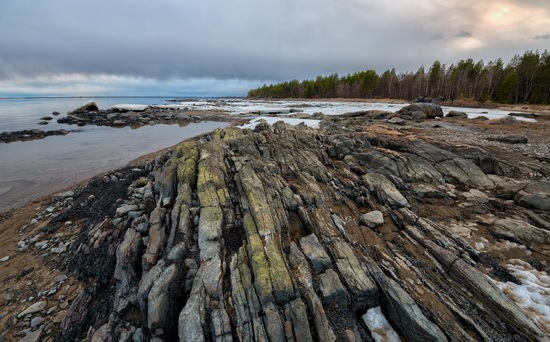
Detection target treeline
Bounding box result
[248,50,550,104]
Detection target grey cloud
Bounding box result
[0,0,549,88]
[532,34,550,40]
[454,31,473,38]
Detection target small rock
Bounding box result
[116,204,139,217]
[3,292,14,302]
[128,211,143,220]
[488,135,528,144]
[30,219,38,225]
[469,189,489,204]
[388,117,405,124]
[54,275,68,283]
[53,311,66,323]
[30,316,45,328]
[360,211,384,228]
[18,301,48,318]
[0,256,10,262]
[446,110,468,118]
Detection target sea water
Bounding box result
[0,97,530,211]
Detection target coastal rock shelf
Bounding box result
[0,129,70,143]
[2,113,550,341]
[57,105,236,128]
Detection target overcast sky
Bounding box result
[1,0,549,97]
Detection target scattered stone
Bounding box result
[469,189,489,204]
[360,211,384,228]
[0,256,10,262]
[18,301,48,318]
[388,117,405,125]
[116,204,139,217]
[488,135,528,144]
[446,110,468,118]
[30,316,45,328]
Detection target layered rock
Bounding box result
[23,115,550,341]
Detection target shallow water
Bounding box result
[0,122,225,211]
[0,97,180,132]
[0,97,533,212]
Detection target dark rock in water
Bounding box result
[0,129,69,143]
[509,112,537,118]
[488,135,528,144]
[68,101,99,115]
[52,111,61,116]
[40,116,53,121]
[37,121,49,125]
[446,110,468,118]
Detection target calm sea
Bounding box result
[0,97,186,132]
[0,97,225,211]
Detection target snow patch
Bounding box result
[239,117,320,129]
[362,306,401,342]
[495,259,550,334]
[111,104,149,112]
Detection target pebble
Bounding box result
[116,204,139,217]
[18,301,48,318]
[46,306,58,315]
[360,211,385,228]
[31,316,45,328]
[53,311,66,323]
[54,275,68,283]
[30,219,38,225]
[0,255,10,262]
[34,240,48,248]
[3,292,14,302]
[469,189,489,204]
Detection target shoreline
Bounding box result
[1,98,549,213]
[1,110,549,340]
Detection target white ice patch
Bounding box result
[111,104,149,112]
[362,306,401,342]
[495,259,550,334]
[167,98,534,120]
[239,117,320,129]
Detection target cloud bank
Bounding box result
[1,0,549,96]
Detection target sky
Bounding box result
[0,0,549,97]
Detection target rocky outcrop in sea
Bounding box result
[2,108,550,341]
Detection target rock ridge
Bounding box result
[2,113,550,341]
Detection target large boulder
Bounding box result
[68,100,99,115]
[398,103,443,119]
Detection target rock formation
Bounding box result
[3,111,550,341]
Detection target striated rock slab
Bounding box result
[37,115,550,341]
